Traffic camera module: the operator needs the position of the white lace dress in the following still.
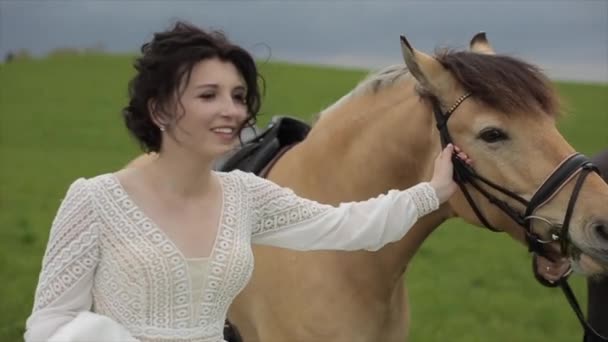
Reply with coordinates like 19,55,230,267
25,170,439,342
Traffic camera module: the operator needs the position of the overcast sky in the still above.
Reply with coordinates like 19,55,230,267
1,0,606,82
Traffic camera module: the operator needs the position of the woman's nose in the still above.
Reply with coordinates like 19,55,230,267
220,97,245,118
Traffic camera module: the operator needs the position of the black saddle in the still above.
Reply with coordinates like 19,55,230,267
216,116,310,176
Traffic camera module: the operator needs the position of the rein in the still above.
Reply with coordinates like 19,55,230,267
432,94,607,341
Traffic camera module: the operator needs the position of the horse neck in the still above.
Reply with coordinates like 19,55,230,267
298,79,453,275
306,80,433,185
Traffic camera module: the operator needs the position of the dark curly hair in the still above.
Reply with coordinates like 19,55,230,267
123,21,262,152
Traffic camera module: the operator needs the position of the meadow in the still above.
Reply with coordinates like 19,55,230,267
0,54,606,341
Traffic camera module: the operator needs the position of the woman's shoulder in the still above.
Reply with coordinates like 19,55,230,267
215,169,253,181
77,172,117,187
54,174,113,218
56,173,126,224
214,169,269,188
62,173,117,198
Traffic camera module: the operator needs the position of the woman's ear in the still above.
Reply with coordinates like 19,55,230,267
148,99,170,130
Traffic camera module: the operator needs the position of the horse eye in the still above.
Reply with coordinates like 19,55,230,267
478,128,508,143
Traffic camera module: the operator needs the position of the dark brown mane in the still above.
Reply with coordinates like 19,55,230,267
434,50,561,117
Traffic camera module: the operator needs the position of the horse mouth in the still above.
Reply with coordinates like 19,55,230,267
534,254,572,283
536,240,608,278
534,251,607,284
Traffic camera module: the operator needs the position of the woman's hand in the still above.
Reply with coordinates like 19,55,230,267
429,143,472,203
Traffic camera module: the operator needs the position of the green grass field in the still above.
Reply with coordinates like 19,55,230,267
1,54,606,341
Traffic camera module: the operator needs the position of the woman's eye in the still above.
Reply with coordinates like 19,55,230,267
233,94,247,104
199,93,215,100
478,128,508,143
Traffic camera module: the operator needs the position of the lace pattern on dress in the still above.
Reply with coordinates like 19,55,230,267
195,173,254,333
237,171,332,236
33,178,101,311
87,174,254,341
94,175,202,338
407,183,440,218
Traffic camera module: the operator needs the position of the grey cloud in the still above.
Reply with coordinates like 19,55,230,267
0,1,606,82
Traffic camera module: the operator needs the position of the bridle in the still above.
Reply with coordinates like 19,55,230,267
432,93,607,341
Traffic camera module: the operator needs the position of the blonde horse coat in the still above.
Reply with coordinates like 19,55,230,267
226,35,608,341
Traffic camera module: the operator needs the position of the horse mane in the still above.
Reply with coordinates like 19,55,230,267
330,49,561,119
314,65,410,122
351,64,410,97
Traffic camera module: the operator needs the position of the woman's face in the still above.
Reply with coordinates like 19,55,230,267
161,57,249,159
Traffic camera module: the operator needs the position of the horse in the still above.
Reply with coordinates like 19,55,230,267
226,34,608,341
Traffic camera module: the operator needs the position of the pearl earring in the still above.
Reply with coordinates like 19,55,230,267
159,126,166,132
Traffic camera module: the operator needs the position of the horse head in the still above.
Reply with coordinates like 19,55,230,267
400,33,608,276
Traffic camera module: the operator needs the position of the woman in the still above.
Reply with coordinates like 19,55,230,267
24,21,470,342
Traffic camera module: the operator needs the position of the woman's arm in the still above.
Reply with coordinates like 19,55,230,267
245,144,461,251
246,173,439,251
24,178,101,342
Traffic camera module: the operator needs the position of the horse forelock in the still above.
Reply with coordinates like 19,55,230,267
433,49,561,118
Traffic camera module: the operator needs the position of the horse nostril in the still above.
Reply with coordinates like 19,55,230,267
593,221,608,242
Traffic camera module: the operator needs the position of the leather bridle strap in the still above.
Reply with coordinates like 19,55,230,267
525,154,595,221
525,155,598,255
561,280,608,341
557,162,607,341
431,94,607,341
432,95,529,232
432,95,599,252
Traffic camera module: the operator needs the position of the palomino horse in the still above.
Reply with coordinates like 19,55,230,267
227,34,608,341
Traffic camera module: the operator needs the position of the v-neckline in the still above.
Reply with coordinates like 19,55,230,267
108,172,226,261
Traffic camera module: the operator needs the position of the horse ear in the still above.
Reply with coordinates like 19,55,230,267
469,32,495,55
400,35,454,100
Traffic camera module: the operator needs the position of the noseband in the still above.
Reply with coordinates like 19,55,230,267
432,94,606,341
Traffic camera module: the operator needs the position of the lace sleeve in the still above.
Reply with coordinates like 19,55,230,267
237,171,439,251
24,178,101,342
